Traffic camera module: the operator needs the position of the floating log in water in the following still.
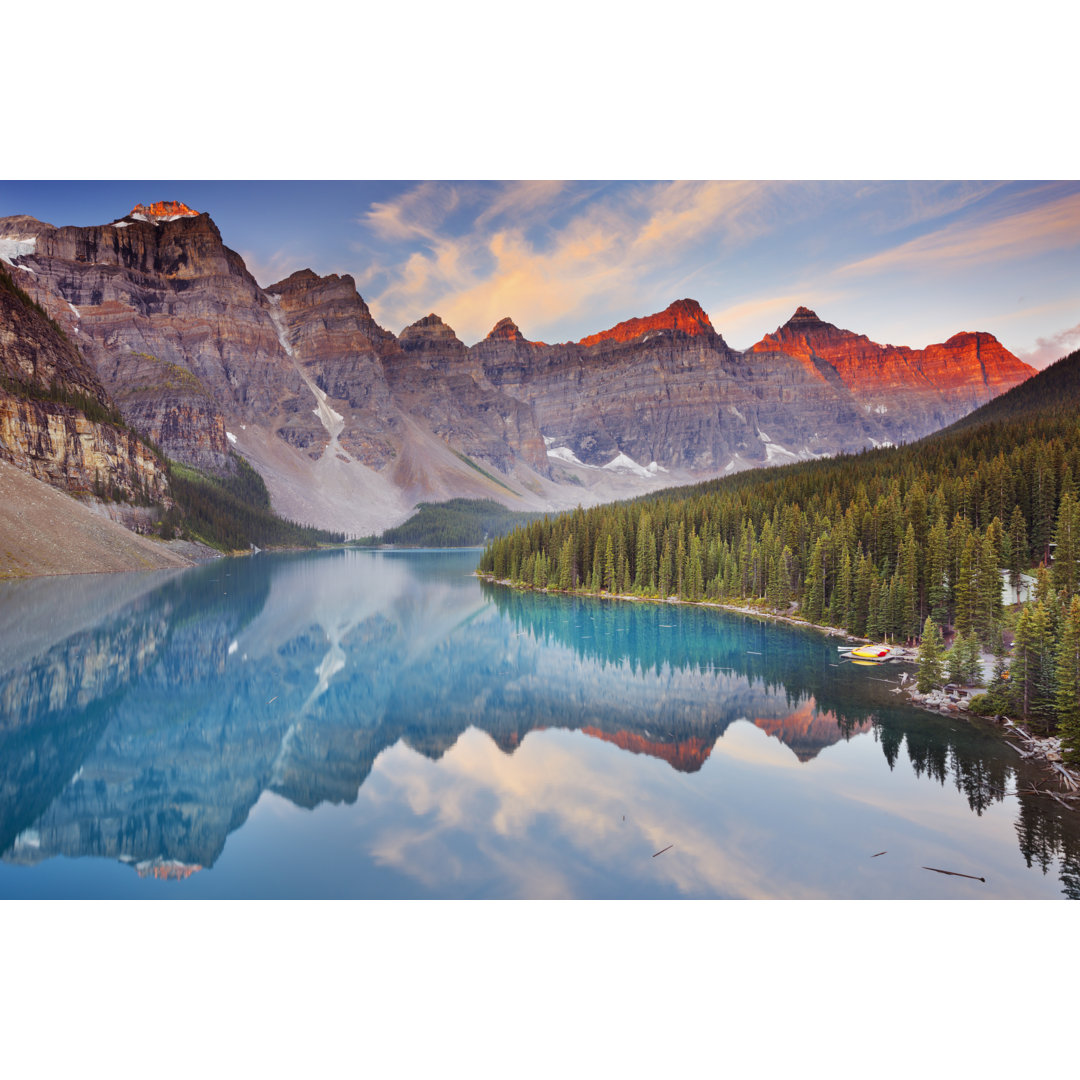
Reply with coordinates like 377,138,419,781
652,844,674,858
922,866,986,883
1050,762,1079,791
1044,790,1077,811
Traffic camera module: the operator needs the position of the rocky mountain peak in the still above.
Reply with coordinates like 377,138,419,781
789,306,823,323
577,298,716,348
266,270,367,309
129,200,198,220
0,215,53,239
486,317,526,343
399,313,463,347
267,268,329,293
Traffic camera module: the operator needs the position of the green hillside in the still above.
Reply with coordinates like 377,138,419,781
357,498,543,548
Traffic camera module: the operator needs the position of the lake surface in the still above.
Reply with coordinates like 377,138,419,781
1,548,1078,899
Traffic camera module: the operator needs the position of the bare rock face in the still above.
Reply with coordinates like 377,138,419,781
266,269,399,465
395,313,549,475
749,307,1036,442
475,299,888,472
0,396,168,501
0,274,169,503
7,211,299,471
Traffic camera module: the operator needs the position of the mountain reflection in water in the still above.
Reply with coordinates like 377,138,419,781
1,549,1078,898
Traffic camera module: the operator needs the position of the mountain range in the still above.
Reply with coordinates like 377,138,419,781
0,201,1037,539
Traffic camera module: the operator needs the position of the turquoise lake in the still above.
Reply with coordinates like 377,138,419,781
1,547,1077,899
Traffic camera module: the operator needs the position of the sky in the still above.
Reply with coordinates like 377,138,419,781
2,179,1078,367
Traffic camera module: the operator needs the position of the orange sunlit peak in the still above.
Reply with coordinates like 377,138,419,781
130,200,199,218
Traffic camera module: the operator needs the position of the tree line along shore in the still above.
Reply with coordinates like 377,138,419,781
479,348,1080,767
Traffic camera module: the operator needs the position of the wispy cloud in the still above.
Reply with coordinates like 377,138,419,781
473,180,569,229
240,247,318,290
709,290,846,347
1021,321,1080,369
360,180,785,342
839,186,1080,277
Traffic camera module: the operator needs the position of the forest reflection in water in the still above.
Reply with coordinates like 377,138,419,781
0,548,1077,898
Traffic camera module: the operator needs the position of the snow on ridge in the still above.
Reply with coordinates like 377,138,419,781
603,452,656,478
542,435,557,447
226,431,238,445
129,213,188,225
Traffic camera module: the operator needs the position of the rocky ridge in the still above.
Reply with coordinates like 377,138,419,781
749,307,1036,443
0,209,1038,537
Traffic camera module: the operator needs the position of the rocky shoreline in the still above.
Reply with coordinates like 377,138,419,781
477,573,1080,806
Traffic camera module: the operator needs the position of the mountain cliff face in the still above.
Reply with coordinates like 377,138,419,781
0,208,1038,535
749,306,1036,442
0,268,169,503
475,299,896,473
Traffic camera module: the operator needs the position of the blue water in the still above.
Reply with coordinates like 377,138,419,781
1,548,1076,898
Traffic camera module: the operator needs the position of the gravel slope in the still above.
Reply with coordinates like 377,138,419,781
0,460,194,578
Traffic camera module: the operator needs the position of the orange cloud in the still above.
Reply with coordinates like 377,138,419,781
364,181,784,342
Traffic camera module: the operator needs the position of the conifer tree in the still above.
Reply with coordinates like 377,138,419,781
927,516,950,627
1008,505,1029,597
983,629,1011,713
803,536,826,623
1052,490,1080,599
917,616,945,693
1055,594,1080,765
947,630,969,686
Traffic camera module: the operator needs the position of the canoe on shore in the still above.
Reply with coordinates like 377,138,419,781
841,644,896,662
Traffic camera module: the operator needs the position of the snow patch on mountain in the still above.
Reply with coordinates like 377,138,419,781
764,441,799,462
547,445,586,467
546,446,668,478
130,213,191,225
0,236,36,270
603,452,666,478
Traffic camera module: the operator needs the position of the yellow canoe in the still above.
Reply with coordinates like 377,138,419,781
850,645,894,662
